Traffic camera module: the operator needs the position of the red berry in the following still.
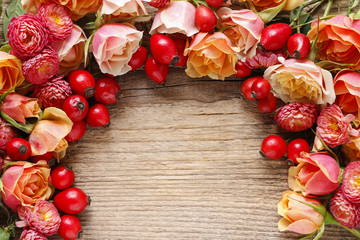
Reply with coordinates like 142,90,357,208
29,152,54,164
235,61,252,78
86,104,110,127
259,23,292,51
257,92,277,114
6,138,32,161
94,77,121,105
51,165,75,190
128,46,148,71
58,215,82,240
206,0,224,7
65,120,87,143
54,187,89,214
145,56,169,84
261,135,286,159
287,33,311,59
287,138,310,164
173,38,188,67
67,70,96,98
195,6,217,32
251,77,271,99
150,34,179,65
63,95,89,122
240,76,263,100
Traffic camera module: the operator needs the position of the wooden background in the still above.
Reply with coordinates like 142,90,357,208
1,0,358,239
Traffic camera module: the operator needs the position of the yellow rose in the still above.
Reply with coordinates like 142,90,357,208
0,51,25,95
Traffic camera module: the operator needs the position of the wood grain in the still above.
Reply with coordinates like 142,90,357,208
1,0,359,239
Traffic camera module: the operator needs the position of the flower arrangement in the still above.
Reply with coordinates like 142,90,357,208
0,0,359,239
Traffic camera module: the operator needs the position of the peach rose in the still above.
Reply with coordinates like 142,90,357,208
92,23,143,76
278,191,324,234
101,0,150,23
149,1,199,37
184,32,239,80
0,51,25,95
54,24,87,75
1,160,53,212
217,7,264,60
263,57,335,104
251,0,305,11
1,93,41,124
288,152,340,196
28,107,73,156
342,135,360,163
307,16,360,70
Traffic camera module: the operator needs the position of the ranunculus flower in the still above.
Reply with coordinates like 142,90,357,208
37,2,73,40
263,57,335,105
288,152,340,196
251,0,305,11
278,190,324,235
7,14,50,60
184,32,238,80
342,135,360,163
1,93,41,123
0,51,25,95
101,0,150,23
330,188,360,229
342,161,360,204
307,16,360,70
316,104,359,148
28,107,73,156
92,23,143,76
54,24,86,75
217,7,264,60
145,0,170,8
1,160,53,212
150,1,199,37
20,228,47,240
24,200,61,236
22,47,59,84
245,49,287,69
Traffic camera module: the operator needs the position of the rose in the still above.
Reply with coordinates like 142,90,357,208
307,16,360,70
217,7,264,60
54,24,87,75
250,0,305,11
0,51,25,95
288,152,340,196
20,228,47,240
1,161,53,212
263,57,335,105
92,23,143,76
29,107,73,156
342,135,360,163
1,93,41,123
149,1,199,37
278,190,324,234
101,0,150,23
184,32,239,80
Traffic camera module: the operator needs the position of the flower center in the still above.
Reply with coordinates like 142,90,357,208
52,14,61,25
329,122,339,131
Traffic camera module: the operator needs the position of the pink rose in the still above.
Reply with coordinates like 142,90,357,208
20,228,47,240
150,1,199,37
1,93,41,124
288,152,340,196
92,23,143,76
263,57,335,105
1,161,53,212
217,7,264,60
54,24,87,75
101,0,150,23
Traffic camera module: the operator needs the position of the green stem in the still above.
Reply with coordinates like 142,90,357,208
323,0,333,17
291,0,325,27
292,15,337,29
343,227,360,238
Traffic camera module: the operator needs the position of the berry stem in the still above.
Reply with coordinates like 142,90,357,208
323,0,333,17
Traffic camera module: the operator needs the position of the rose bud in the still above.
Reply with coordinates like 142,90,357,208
275,102,318,132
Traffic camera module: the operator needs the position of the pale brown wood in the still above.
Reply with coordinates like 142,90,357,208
1,0,359,239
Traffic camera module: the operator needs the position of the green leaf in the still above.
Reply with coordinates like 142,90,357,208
0,228,10,240
0,111,34,134
313,223,325,240
0,45,11,54
315,60,355,70
3,0,25,42
288,195,327,217
84,33,94,68
258,0,287,23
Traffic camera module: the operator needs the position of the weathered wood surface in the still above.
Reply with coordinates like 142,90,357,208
1,0,358,239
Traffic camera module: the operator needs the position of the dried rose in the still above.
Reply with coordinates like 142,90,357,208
37,2,73,40
342,161,360,204
275,102,318,132
245,49,287,69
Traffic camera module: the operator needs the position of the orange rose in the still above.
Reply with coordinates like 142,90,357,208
1,161,53,212
307,16,360,70
0,51,25,95
251,0,304,11
342,135,360,163
184,32,238,80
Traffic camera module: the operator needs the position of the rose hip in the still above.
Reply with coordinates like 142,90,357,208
51,165,75,190
145,56,169,84
261,135,286,159
240,76,263,100
6,138,32,161
251,77,271,99
150,34,179,65
259,23,292,51
94,77,121,105
63,95,89,122
235,61,252,78
287,138,310,164
128,46,148,71
195,6,217,32
86,104,110,127
65,120,87,143
257,92,277,114
54,187,89,214
173,38,188,67
67,70,96,98
206,0,225,7
58,215,82,240
29,152,54,164
287,33,311,59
